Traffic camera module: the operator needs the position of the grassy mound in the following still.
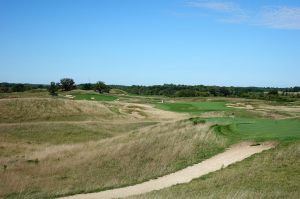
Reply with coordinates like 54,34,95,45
0,98,116,122
109,88,127,95
0,120,227,199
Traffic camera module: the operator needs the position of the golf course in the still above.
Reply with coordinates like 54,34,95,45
0,89,299,199
1,0,300,198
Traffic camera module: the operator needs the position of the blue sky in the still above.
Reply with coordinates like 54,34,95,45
0,0,300,87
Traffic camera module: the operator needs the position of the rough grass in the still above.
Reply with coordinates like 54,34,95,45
0,90,49,99
0,98,117,123
0,121,156,144
0,120,227,199
1,94,299,199
130,142,300,199
0,98,183,123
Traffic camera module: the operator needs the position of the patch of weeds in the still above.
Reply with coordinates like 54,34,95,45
189,117,206,125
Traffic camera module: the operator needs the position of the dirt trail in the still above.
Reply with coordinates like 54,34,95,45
59,142,274,199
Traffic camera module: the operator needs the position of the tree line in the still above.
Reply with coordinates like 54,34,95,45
0,82,47,93
0,78,110,96
110,84,300,102
1,80,300,101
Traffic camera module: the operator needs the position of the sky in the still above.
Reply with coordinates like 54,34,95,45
0,0,300,87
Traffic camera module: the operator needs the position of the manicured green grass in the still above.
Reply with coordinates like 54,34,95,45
213,118,300,142
155,102,232,113
73,93,117,101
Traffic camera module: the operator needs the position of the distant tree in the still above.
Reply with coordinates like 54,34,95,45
12,84,25,92
0,83,10,93
60,78,75,91
175,89,197,97
268,90,279,95
81,83,93,90
209,87,218,96
48,82,59,96
220,87,231,96
95,81,110,93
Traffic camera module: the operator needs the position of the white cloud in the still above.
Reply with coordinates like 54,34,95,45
259,6,300,30
186,1,300,30
186,1,248,24
187,0,241,13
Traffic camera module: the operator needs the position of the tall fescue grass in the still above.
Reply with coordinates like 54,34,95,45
130,142,300,199
0,121,156,144
0,98,183,123
0,90,49,99
0,120,226,199
0,98,116,122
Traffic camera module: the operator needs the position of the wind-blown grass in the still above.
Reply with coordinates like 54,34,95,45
0,121,156,144
2,93,300,199
0,120,227,199
0,98,116,123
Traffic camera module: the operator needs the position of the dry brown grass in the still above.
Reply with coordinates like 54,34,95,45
0,121,156,144
3,95,298,199
0,98,186,124
0,120,226,199
0,98,117,122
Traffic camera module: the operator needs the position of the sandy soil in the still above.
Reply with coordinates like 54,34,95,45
59,142,274,199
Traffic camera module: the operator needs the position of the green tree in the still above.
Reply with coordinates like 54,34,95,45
95,81,109,93
48,82,59,96
268,90,279,95
60,78,75,91
81,83,93,90
12,84,25,92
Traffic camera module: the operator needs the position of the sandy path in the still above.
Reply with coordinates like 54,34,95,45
59,142,274,199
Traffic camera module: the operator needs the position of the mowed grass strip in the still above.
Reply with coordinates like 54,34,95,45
130,142,300,199
155,102,232,114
